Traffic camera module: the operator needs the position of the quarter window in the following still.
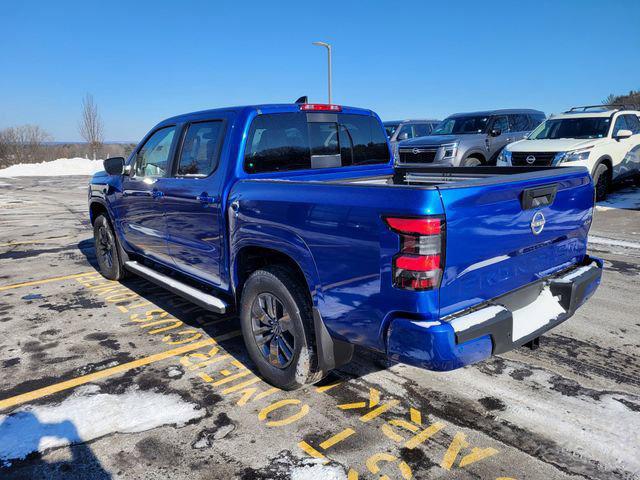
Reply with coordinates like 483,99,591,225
135,126,176,178
176,121,224,176
508,114,530,132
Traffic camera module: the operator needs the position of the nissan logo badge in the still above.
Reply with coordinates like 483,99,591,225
531,211,545,235
412,148,420,155
526,155,536,165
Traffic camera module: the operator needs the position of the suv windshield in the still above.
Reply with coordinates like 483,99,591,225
383,122,399,137
529,117,611,140
432,116,489,135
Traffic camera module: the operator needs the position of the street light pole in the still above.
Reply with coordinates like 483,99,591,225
312,41,332,104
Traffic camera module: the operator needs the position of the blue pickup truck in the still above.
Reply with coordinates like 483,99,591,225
88,102,603,389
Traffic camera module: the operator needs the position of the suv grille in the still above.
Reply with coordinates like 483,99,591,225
399,148,437,164
511,152,558,166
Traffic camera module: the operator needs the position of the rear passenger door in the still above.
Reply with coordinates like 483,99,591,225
160,118,229,287
486,115,511,161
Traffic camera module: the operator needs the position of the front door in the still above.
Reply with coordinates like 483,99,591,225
161,119,228,287
118,125,177,266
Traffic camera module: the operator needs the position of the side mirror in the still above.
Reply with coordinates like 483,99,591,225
490,128,502,137
397,132,409,141
614,129,632,140
103,157,125,176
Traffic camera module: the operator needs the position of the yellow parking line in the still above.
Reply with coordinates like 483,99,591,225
0,271,97,292
0,330,241,410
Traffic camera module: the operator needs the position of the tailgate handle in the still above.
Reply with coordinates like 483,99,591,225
521,184,558,210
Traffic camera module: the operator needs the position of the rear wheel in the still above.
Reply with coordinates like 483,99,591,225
593,163,610,202
462,156,482,167
239,265,323,390
93,215,127,280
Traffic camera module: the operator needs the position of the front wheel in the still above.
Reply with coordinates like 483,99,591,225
461,156,482,167
239,266,324,390
93,215,127,280
592,163,610,202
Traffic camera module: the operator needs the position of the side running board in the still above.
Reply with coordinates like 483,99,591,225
124,261,227,314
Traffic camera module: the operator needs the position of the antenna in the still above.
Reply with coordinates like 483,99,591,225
295,96,308,104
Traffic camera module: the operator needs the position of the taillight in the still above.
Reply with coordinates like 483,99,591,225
299,103,342,112
385,216,444,291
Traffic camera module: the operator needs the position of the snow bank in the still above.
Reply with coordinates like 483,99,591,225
0,384,205,465
0,157,105,177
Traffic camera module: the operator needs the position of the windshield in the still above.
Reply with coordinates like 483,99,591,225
529,117,611,140
432,116,489,135
383,122,399,137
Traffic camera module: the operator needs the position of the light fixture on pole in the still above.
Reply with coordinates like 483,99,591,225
312,41,332,104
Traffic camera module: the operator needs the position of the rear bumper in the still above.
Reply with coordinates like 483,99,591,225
386,255,603,371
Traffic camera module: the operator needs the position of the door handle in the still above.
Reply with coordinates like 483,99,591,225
151,189,164,199
196,193,217,204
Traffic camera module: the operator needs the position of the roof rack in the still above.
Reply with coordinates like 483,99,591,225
565,104,638,113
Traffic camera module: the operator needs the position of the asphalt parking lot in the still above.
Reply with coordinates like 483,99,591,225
1,176,639,480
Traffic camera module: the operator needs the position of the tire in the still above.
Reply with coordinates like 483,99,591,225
592,163,610,202
462,156,482,167
93,214,127,281
239,265,324,390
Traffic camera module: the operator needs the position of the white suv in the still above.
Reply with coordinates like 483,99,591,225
497,105,640,200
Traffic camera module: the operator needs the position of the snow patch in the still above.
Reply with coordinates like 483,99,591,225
596,186,640,211
291,461,347,480
589,235,640,250
449,305,506,333
511,287,565,341
0,384,205,465
0,158,105,177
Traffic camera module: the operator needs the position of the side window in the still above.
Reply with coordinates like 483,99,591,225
509,114,529,132
135,126,176,178
244,113,310,173
612,116,628,136
413,123,431,137
176,121,224,177
492,116,509,133
622,114,640,134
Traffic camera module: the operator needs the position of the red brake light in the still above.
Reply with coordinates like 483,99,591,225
299,103,342,112
384,217,441,235
385,216,445,291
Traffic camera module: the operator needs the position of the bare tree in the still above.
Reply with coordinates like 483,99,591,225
78,93,104,159
0,124,51,168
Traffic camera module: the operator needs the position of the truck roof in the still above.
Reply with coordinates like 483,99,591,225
159,103,377,126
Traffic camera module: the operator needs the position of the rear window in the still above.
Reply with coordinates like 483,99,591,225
244,112,389,174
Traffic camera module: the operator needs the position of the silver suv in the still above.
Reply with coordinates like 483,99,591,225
396,109,545,167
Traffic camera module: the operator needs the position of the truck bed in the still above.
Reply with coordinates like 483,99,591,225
332,166,587,188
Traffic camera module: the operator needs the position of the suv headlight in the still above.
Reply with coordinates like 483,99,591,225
560,147,592,163
497,149,512,166
441,142,458,159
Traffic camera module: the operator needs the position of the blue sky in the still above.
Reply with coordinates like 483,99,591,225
1,0,639,141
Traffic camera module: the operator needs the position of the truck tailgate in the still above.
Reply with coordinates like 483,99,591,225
437,169,594,317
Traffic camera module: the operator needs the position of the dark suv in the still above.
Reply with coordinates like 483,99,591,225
396,109,545,167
